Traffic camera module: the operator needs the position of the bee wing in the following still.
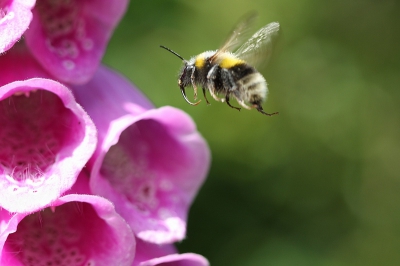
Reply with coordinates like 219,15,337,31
234,22,280,68
209,13,257,63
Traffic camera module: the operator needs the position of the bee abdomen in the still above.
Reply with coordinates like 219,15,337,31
239,73,268,104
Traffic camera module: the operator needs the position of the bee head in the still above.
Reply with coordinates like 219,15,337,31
178,64,194,88
160,45,201,106
160,45,192,87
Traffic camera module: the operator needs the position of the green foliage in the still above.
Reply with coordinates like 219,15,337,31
104,0,400,265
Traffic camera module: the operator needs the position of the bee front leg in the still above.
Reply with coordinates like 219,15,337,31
180,85,201,106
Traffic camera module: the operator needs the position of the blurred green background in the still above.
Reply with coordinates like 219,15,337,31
104,0,400,265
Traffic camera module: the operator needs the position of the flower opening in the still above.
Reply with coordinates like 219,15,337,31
1,194,135,265
0,78,97,213
101,119,189,212
0,90,83,183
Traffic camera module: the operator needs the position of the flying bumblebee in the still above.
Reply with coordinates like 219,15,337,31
160,14,280,116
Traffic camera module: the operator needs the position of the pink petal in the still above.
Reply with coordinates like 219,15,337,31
71,66,211,244
71,65,153,136
138,253,210,266
0,41,51,87
0,0,35,53
0,187,135,265
24,0,128,84
0,78,97,213
134,239,209,266
133,238,176,264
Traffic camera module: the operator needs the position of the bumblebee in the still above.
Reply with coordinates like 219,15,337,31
160,14,280,116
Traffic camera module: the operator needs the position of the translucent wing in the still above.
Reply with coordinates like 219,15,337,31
209,13,257,63
235,22,280,68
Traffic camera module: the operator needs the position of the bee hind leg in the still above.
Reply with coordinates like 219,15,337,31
254,103,279,116
235,98,252,110
225,96,241,112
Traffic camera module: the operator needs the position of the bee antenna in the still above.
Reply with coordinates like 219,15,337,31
160,45,186,62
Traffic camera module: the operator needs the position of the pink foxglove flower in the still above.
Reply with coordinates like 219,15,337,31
0,0,35,53
0,78,97,213
24,0,128,84
0,41,51,86
134,239,209,266
0,172,136,266
71,66,211,244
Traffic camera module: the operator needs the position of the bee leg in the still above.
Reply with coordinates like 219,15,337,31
254,104,279,116
233,93,252,110
209,88,223,102
225,96,241,111
207,65,223,102
221,68,239,104
206,65,218,80
202,87,210,105
236,100,252,110
180,86,201,106
221,68,236,92
190,68,198,100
